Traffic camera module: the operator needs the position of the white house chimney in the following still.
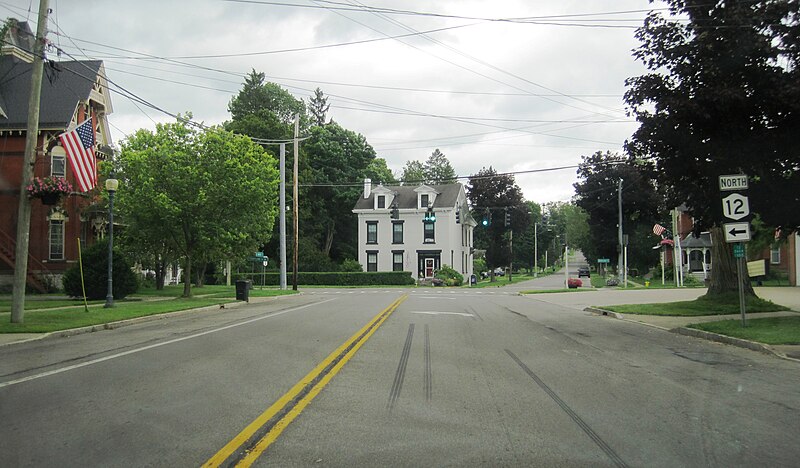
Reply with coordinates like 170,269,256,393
363,178,372,199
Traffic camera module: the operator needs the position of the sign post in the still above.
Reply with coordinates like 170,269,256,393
719,174,750,327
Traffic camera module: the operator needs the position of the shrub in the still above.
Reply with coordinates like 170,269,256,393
435,265,463,286
340,258,362,272
62,239,139,300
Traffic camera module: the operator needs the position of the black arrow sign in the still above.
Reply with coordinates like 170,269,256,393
728,227,747,236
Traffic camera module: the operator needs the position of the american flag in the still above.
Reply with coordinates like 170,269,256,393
59,119,97,192
653,224,667,236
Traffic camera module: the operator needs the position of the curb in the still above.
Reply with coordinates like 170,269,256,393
672,327,800,362
584,307,800,363
584,306,624,319
0,294,294,348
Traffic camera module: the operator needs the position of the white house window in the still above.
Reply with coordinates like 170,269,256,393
392,221,403,244
423,221,435,244
420,194,429,208
393,252,403,271
771,248,781,264
367,251,378,272
367,221,378,244
377,195,386,209
49,219,65,260
51,146,66,177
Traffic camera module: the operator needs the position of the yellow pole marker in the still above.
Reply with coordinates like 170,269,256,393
203,294,407,468
77,237,89,313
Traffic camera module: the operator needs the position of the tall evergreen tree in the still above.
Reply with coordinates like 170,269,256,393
308,87,330,127
424,149,457,184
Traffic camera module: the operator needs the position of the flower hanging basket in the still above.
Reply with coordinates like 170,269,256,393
40,192,61,205
26,176,73,204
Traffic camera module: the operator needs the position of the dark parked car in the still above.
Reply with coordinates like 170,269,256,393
578,267,590,278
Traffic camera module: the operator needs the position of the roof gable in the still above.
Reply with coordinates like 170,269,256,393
0,57,104,130
353,183,463,211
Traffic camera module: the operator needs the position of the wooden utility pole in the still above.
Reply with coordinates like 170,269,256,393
292,115,299,291
11,0,50,323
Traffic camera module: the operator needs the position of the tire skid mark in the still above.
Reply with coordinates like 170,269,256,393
387,323,415,411
424,324,432,403
506,349,629,468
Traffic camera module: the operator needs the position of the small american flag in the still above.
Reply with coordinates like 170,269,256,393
59,119,97,192
653,224,667,236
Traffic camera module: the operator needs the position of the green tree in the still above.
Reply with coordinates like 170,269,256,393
63,239,138,300
401,160,426,184
467,167,529,275
424,149,457,184
625,0,800,295
116,119,279,297
307,87,330,127
303,122,380,261
573,151,660,273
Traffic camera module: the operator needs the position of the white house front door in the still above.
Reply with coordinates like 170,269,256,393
425,258,435,278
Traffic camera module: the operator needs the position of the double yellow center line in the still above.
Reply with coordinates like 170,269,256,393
203,294,408,467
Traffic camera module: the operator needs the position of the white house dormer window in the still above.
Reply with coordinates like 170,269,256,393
377,195,386,209
420,194,429,209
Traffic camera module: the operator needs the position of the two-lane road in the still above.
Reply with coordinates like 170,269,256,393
1,288,798,467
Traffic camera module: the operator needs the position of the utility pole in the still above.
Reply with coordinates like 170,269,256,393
533,222,538,277
279,143,287,290
508,229,513,282
11,0,50,323
617,178,624,286
292,115,299,291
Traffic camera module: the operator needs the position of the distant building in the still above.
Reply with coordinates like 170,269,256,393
352,179,475,279
0,20,114,290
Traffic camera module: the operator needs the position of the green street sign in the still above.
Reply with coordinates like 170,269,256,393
255,252,264,258
733,243,745,258
597,258,610,263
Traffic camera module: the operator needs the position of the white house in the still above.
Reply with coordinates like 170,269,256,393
352,179,476,279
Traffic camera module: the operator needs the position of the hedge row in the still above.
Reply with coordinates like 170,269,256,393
237,271,416,286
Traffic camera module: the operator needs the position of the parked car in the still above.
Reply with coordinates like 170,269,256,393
577,267,590,278
493,267,505,277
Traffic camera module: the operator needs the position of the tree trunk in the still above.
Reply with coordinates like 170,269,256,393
323,223,335,257
706,226,755,297
195,262,207,288
182,255,192,297
155,258,166,290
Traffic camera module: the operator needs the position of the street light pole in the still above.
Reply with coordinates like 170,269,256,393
104,176,119,308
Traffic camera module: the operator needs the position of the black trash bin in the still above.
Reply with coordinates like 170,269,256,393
235,280,250,302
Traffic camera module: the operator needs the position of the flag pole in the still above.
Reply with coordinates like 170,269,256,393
77,237,89,313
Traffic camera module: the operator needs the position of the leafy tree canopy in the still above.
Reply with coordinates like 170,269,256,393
573,151,660,272
467,167,529,270
625,0,800,233
401,149,457,184
116,118,279,296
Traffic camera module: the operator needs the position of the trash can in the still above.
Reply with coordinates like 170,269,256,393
235,280,250,302
470,274,477,286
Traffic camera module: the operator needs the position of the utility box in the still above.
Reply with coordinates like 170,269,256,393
235,280,251,302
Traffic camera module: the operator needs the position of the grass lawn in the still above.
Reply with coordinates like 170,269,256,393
0,298,107,312
602,293,787,316
0,297,231,333
470,274,536,288
689,316,800,345
0,288,298,333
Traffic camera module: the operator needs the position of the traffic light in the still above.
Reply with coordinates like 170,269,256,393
504,208,511,227
390,204,399,220
424,207,436,222
481,210,491,227
455,209,460,224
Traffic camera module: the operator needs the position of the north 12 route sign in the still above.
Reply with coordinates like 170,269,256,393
719,174,751,244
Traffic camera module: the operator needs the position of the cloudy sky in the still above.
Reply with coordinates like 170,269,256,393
7,0,669,203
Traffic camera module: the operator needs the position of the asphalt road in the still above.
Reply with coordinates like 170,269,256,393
1,286,798,467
